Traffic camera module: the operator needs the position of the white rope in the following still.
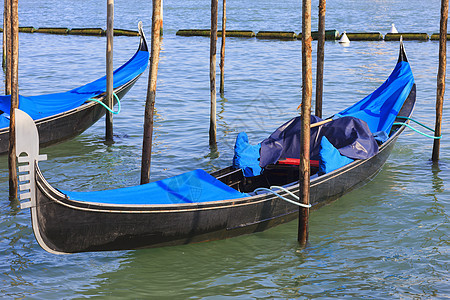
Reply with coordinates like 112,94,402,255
254,186,312,208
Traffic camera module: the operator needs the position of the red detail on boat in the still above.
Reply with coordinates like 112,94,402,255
277,158,320,168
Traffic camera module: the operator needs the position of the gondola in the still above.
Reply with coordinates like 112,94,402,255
15,41,415,254
0,23,149,154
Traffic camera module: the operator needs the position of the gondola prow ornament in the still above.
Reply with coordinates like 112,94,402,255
15,108,59,254
15,108,47,210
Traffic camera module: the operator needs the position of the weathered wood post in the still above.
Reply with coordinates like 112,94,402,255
209,0,218,146
141,0,162,184
219,0,226,94
298,0,312,246
8,0,19,200
2,0,8,68
432,0,448,162
2,2,4,68
315,0,326,118
105,0,114,142
160,0,163,35
4,0,11,94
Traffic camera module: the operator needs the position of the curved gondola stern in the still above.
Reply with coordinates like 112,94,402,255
137,21,149,52
15,108,67,255
398,36,408,63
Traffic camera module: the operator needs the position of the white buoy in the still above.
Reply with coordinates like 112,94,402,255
389,23,398,34
339,31,350,44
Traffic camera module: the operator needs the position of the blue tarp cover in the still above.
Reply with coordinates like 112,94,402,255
259,115,322,167
62,169,249,205
0,49,149,128
336,60,414,134
240,57,414,172
259,116,379,167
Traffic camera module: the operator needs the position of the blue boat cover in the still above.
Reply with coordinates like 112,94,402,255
0,49,149,128
62,169,249,205
259,115,379,167
336,60,414,134
237,58,414,173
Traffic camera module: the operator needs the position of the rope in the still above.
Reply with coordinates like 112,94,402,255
393,116,441,139
396,116,436,132
87,92,121,115
254,186,312,208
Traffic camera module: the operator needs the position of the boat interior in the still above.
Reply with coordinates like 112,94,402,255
212,163,317,194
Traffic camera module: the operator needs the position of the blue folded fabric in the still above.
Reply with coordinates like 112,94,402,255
319,136,354,175
233,132,262,177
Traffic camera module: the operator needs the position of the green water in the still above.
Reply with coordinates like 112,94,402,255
0,0,448,298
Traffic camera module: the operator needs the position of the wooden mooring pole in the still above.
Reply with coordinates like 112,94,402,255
8,0,19,200
298,0,312,246
219,0,226,95
2,0,8,68
105,0,114,142
4,0,11,94
432,0,448,162
315,0,326,118
160,0,163,35
141,0,161,184
209,0,218,146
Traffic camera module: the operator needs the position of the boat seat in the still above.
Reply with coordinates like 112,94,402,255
277,158,320,168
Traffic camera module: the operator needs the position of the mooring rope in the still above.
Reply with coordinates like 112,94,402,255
87,92,121,115
254,186,312,208
393,116,441,139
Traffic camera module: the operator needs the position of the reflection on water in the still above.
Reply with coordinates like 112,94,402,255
431,161,445,193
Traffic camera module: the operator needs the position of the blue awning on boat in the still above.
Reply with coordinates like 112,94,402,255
62,169,249,205
0,49,149,128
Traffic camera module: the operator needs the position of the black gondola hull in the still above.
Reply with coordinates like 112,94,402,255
24,45,416,254
33,116,406,253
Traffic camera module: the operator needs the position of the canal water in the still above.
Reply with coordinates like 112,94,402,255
0,0,448,298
